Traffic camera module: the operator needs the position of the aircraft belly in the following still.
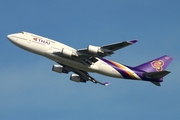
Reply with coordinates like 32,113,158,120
96,61,123,78
50,55,123,78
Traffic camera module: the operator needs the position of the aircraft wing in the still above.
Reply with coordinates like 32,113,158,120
74,70,110,86
77,40,137,58
59,64,110,86
101,40,137,51
53,40,137,66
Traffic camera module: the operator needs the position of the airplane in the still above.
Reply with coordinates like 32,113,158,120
7,31,173,86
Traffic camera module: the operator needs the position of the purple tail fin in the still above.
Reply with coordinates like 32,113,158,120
135,55,173,72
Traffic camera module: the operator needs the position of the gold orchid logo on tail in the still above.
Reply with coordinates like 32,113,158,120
151,60,164,71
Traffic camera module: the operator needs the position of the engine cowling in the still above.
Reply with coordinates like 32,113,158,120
61,48,74,57
87,45,103,54
52,64,68,73
70,74,81,82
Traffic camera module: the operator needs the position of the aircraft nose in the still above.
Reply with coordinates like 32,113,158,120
7,34,12,41
7,34,18,44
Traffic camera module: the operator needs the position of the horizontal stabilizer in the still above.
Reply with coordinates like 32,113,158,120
151,81,161,86
143,70,171,79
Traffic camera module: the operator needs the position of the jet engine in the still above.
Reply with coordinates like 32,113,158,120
70,74,86,83
52,64,68,73
87,45,103,54
61,48,74,57
70,74,81,82
60,48,78,57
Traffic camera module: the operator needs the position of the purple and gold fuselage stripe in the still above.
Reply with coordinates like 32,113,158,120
101,58,138,79
110,61,138,79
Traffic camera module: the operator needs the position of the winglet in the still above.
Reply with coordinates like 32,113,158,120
129,40,138,44
104,82,110,86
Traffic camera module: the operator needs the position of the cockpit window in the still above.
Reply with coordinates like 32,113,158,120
21,31,24,34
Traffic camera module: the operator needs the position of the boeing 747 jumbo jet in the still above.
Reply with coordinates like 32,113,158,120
7,32,173,86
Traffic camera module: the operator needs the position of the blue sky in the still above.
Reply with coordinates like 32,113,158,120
1,0,180,120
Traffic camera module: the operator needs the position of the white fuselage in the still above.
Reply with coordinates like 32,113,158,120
7,32,126,78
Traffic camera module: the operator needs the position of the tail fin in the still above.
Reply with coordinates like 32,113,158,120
135,55,173,72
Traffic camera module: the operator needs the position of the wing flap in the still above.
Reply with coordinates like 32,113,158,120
88,76,110,86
